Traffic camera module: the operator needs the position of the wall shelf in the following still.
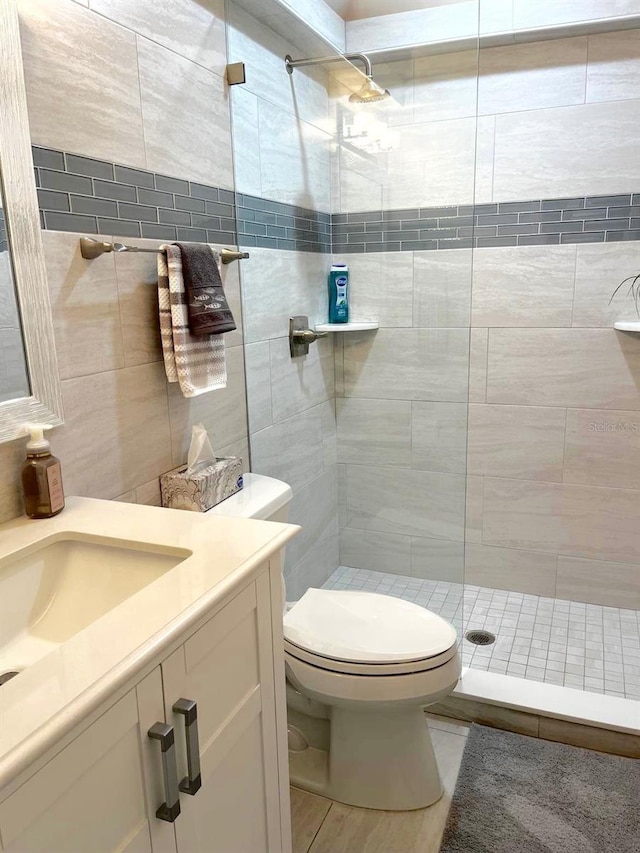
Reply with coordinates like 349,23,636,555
614,321,640,332
315,322,379,333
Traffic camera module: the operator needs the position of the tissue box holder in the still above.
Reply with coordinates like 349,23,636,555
160,457,243,512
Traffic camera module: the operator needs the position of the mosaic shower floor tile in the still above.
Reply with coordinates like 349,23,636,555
323,566,640,701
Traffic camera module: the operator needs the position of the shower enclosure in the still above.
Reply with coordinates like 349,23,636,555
226,0,640,721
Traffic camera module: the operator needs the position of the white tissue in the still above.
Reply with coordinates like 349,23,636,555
185,423,216,476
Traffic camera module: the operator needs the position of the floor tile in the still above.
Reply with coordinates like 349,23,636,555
290,787,332,853
306,730,466,853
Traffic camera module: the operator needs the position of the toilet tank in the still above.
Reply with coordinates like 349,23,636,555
206,473,292,523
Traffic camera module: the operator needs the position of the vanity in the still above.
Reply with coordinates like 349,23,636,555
0,498,299,853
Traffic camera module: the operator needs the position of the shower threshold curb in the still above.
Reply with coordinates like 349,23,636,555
454,668,639,733
431,668,640,757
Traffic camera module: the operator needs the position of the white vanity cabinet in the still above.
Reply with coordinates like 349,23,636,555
0,565,291,853
160,574,283,853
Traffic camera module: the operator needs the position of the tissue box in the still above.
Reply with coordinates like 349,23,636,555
160,457,243,512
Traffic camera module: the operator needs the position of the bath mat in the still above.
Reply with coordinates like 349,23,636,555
439,724,640,853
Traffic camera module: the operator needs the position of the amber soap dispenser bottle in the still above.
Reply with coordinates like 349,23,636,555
21,424,65,519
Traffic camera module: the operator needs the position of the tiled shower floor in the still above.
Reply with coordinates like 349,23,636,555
323,566,640,701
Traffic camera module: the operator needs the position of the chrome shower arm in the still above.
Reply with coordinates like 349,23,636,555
285,52,373,78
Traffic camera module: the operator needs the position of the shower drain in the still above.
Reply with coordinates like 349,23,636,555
465,630,496,646
0,671,21,687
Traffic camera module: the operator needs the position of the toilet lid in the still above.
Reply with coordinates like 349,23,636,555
283,589,457,664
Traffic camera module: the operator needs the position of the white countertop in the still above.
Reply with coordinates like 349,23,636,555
0,497,299,790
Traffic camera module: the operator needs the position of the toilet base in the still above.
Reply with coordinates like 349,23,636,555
289,707,443,811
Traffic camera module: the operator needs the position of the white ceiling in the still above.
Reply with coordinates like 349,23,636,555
325,0,464,21
324,0,351,16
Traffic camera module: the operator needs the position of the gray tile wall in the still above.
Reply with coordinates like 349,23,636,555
1,0,249,527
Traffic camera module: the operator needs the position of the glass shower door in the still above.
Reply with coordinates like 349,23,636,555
327,47,480,647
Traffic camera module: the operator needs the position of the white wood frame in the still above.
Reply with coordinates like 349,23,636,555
0,0,63,442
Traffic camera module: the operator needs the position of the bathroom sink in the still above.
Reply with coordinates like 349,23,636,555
0,534,189,678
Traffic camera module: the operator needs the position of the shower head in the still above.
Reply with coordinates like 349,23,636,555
349,76,391,104
285,52,391,104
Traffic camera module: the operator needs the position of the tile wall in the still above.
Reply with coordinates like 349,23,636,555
335,31,640,213
242,250,338,598
334,30,640,608
231,0,345,55
346,0,640,53
333,47,474,588
467,31,640,606
1,0,339,599
2,0,639,615
227,3,333,211
0,0,249,524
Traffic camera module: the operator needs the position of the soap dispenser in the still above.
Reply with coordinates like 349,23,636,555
21,424,65,519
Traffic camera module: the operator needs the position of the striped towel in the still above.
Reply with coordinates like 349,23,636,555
158,244,227,397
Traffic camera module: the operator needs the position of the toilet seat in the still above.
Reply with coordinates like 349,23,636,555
285,638,458,676
283,589,458,676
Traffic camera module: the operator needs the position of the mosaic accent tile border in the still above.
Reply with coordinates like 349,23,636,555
32,147,639,256
32,146,330,253
237,193,330,254
332,194,640,254
33,146,238,246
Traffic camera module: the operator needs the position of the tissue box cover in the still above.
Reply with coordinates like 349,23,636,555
160,457,243,512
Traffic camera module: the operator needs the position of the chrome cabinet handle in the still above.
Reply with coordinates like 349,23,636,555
173,698,202,795
148,722,181,822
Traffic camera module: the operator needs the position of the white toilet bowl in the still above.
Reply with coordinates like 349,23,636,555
284,588,460,810
209,474,461,811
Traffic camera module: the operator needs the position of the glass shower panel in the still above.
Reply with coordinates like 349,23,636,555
225,0,381,599
328,46,480,645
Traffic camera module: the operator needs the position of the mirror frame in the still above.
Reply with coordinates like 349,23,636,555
0,0,63,442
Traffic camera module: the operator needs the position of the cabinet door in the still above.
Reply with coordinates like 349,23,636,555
0,685,162,853
162,574,285,853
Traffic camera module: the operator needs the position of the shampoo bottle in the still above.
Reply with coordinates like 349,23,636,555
21,424,65,519
328,263,349,324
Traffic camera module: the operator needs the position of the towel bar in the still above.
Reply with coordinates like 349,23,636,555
79,237,250,265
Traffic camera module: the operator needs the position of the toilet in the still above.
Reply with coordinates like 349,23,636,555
209,473,461,811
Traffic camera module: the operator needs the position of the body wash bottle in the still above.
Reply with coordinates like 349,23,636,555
21,424,65,519
328,263,349,323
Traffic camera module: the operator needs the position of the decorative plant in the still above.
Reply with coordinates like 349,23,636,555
610,271,640,317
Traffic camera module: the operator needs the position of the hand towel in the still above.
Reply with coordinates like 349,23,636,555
157,244,227,397
174,242,237,337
